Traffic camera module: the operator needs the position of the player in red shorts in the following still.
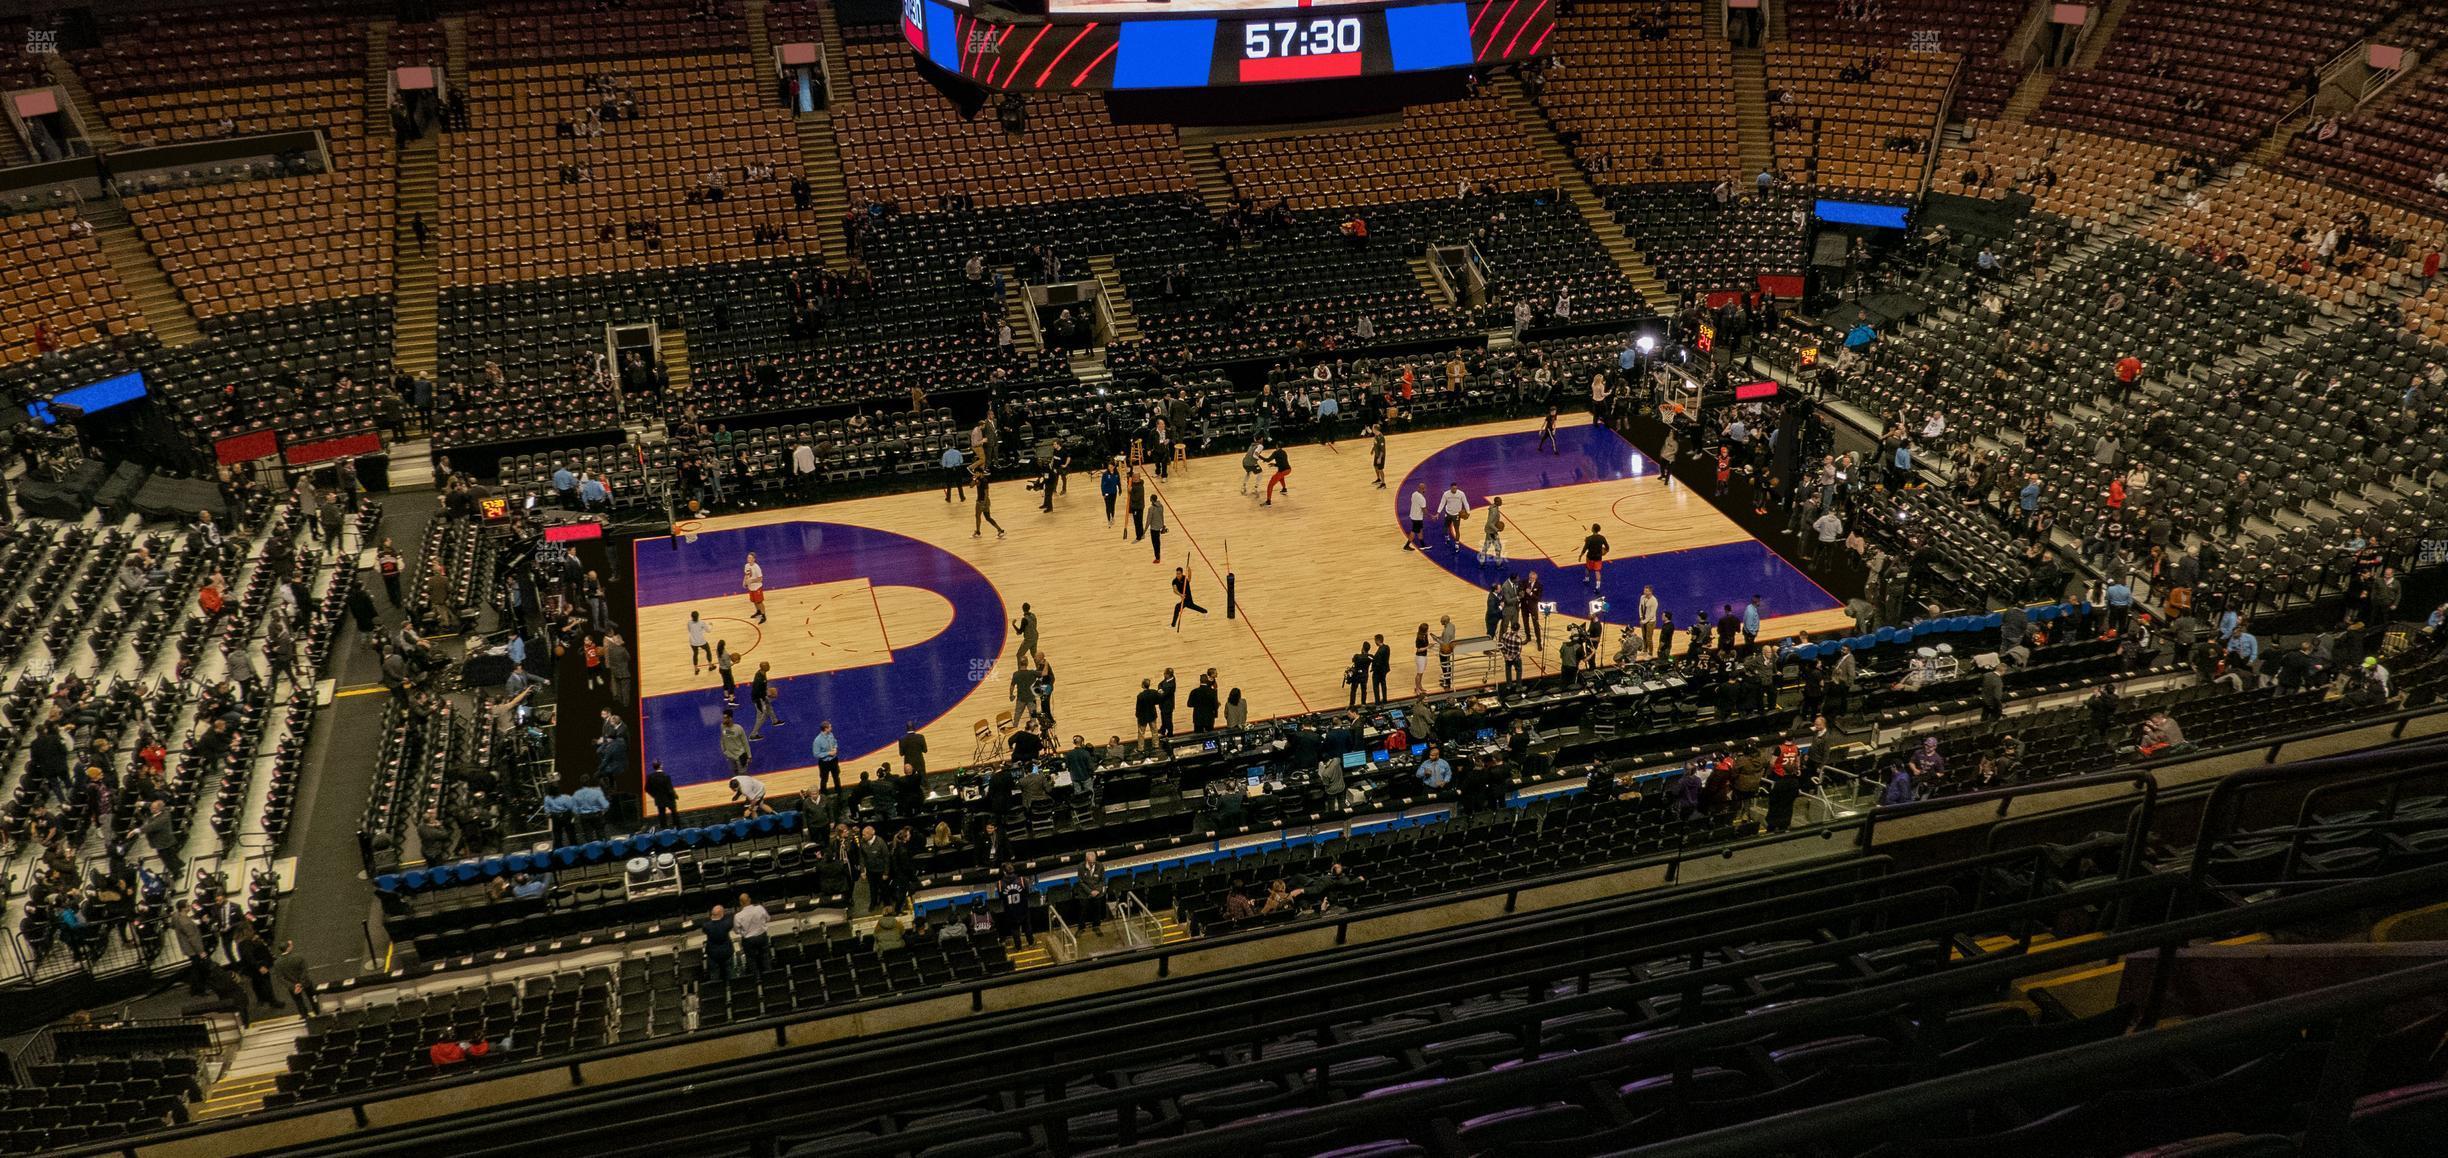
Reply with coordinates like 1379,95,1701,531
1581,523,1608,593
742,551,767,623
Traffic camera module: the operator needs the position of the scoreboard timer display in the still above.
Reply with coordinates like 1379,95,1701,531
903,0,1552,92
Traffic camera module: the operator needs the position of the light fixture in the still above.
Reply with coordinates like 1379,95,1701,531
1634,335,1658,354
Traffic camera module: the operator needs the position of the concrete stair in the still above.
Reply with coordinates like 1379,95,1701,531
444,16,469,81
43,55,118,150
1408,254,1452,305
1010,911,1195,968
1733,48,1775,179
389,438,437,489
2245,111,2312,168
192,1013,310,1122
1154,912,1191,943
2070,0,2131,71
378,18,444,386
659,327,694,399
365,20,392,123
746,0,777,105
1489,76,1668,305
818,1,854,101
1087,255,1143,344
1179,137,1234,215
192,1071,281,1122
96,222,203,346
792,115,853,265
2000,66,2055,123
1071,352,1113,387
392,137,441,381
0,114,29,167
997,267,1040,353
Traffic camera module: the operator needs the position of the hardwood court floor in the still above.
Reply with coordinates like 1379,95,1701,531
632,414,1853,809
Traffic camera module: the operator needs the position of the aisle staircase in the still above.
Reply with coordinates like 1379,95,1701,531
444,17,468,84
1488,77,1668,306
1087,255,1143,346
391,139,441,382
997,267,1040,353
190,1015,308,1123
2000,67,2055,123
792,117,852,266
365,20,392,125
1180,138,1235,215
1006,910,1194,970
0,116,29,167
789,2,854,266
2070,0,2132,71
42,54,118,150
1765,0,1787,44
818,1,854,101
746,0,776,104
374,18,443,385
1408,254,1452,306
2245,114,2313,168
658,327,694,399
96,220,204,346
1733,48,1775,179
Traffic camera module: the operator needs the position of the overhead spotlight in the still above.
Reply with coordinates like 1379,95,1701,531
1635,335,1658,354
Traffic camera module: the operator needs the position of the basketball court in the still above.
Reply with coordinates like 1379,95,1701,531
629,415,1853,809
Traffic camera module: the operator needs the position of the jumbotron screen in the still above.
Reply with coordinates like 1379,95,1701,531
902,0,1551,92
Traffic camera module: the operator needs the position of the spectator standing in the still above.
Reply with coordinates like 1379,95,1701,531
734,894,772,975
645,762,680,829
811,722,842,790
271,939,316,1018
719,711,752,776
701,904,735,980
170,901,210,996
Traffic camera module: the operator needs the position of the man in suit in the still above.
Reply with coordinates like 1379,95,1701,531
1133,680,1162,752
1157,668,1179,737
1189,671,1220,732
899,722,928,776
644,762,680,829
1370,635,1392,703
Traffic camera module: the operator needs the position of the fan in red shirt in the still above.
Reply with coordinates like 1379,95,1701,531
2113,354,2144,404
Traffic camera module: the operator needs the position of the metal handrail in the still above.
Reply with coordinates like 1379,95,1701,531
59,817,1902,1156
285,862,2099,1158
1043,905,1077,965
62,709,2448,1154
1919,53,1962,198
2187,731,2448,888
1119,890,1160,950
1036,860,2448,1158
1617,956,2448,1158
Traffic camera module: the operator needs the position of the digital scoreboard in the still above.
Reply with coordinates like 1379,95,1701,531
902,0,1551,93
